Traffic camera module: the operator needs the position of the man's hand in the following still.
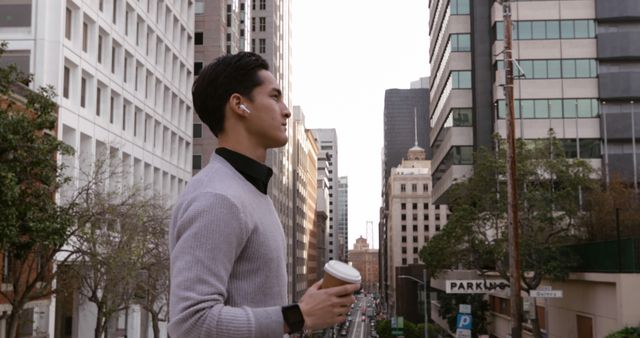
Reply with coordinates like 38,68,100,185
297,279,360,331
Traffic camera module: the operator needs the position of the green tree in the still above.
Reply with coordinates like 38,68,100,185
0,42,76,338
421,132,594,338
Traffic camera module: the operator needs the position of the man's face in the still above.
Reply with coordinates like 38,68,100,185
244,70,291,148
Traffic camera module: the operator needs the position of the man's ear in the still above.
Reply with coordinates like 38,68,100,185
229,93,249,116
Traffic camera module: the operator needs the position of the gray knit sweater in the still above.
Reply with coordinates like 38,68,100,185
169,154,287,338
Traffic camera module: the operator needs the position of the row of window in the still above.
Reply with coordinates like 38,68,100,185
251,17,267,32
63,59,191,132
496,59,598,79
62,68,191,162
401,202,442,210
496,98,600,119
401,235,431,244
523,138,602,159
196,0,265,15
59,126,189,204
495,19,597,41
251,38,268,54
400,213,443,221
399,183,429,193
401,224,442,233
66,6,193,95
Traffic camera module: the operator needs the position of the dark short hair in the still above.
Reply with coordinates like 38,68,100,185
192,52,269,136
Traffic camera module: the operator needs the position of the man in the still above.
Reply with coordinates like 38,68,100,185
169,52,359,337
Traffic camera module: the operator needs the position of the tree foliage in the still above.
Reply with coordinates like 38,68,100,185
437,293,490,336
0,41,76,338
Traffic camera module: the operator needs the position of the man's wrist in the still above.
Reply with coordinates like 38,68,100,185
281,303,305,333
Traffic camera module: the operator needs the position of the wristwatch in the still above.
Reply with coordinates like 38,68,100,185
282,304,305,333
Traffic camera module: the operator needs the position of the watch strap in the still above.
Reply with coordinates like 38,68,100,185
282,303,305,333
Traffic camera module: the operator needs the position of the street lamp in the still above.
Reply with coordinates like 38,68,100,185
397,269,429,338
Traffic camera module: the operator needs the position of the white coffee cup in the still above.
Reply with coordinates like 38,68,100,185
321,260,361,289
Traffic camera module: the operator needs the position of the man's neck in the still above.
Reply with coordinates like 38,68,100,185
216,139,267,163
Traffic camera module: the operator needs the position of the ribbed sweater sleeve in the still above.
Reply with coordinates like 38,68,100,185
168,192,284,338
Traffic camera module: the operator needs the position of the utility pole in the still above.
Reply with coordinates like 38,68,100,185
502,0,523,337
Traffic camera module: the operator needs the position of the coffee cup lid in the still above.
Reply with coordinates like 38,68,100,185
324,260,361,284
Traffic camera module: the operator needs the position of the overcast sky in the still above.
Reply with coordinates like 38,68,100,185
292,1,430,250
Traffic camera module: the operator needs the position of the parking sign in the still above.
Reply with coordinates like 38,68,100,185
456,314,472,330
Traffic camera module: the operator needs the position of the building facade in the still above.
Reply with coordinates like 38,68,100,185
428,0,640,202
311,129,341,261
191,0,251,172
0,0,194,336
291,107,318,301
349,237,379,293
336,176,349,260
385,146,448,317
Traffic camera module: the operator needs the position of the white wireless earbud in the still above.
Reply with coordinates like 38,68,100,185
239,104,251,113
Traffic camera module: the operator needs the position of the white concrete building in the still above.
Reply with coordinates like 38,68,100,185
0,0,193,336
386,145,448,316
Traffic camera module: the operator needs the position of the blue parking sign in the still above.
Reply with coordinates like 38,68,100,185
456,314,472,330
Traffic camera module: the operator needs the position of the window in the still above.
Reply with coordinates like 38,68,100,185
193,154,202,170
97,35,103,63
401,236,407,243
423,214,428,221
413,236,418,243
411,184,417,192
259,17,266,31
401,214,406,221
412,214,418,221
0,2,32,27
110,96,114,123
412,203,417,210
412,225,418,232
450,0,469,15
195,32,203,45
401,203,406,210
400,184,406,192
193,123,203,138
402,247,407,254
401,225,406,232
424,225,429,232
122,103,128,130
65,7,72,40
251,38,255,52
451,71,472,89
82,22,88,52
259,39,266,53
423,183,428,192
63,66,70,99
194,61,203,75
259,0,266,10
402,258,407,265
451,33,471,52
96,87,101,116
423,203,428,209
195,0,204,14
80,77,86,107
435,214,441,221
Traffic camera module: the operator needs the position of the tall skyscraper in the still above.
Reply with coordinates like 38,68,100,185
428,0,639,202
383,87,430,181
0,0,193,335
337,176,349,260
311,129,341,261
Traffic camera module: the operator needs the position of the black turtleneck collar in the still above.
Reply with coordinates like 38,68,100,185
215,147,273,194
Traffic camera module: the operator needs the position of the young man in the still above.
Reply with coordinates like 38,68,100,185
169,52,359,337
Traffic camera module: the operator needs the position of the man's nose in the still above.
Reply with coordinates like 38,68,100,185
283,105,292,118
